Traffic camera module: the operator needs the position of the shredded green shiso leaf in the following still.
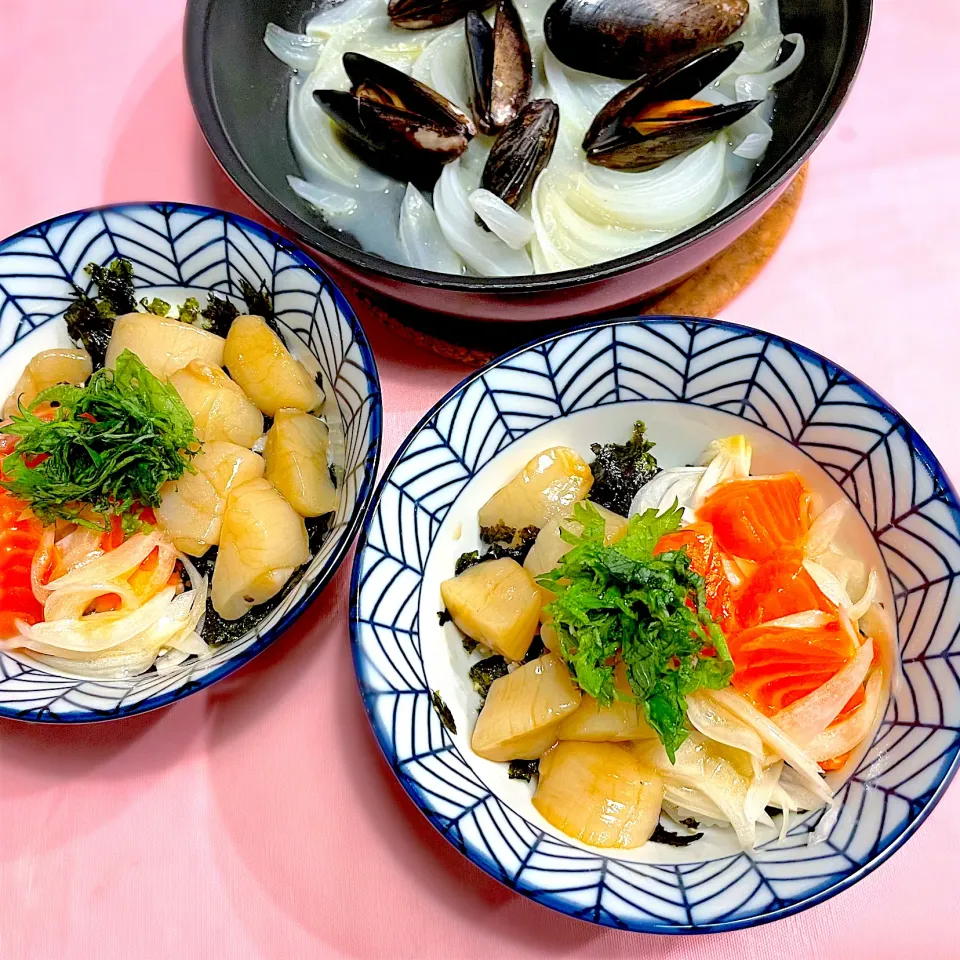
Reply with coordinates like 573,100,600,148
0,349,199,529
538,501,733,762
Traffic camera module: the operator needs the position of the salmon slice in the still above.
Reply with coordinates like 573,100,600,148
728,619,857,714
655,521,736,632
697,473,812,562
0,489,44,638
735,549,834,628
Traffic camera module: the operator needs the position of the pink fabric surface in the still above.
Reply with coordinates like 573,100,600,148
1,1,959,957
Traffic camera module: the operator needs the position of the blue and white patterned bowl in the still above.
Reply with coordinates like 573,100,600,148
350,316,960,933
0,202,381,722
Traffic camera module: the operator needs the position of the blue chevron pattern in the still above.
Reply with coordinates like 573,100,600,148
350,317,960,933
0,203,381,721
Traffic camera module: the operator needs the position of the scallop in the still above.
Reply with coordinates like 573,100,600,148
471,653,581,761
3,348,92,417
155,470,222,557
440,557,541,661
104,313,225,380
168,360,263,448
533,742,664,848
478,446,592,531
223,315,323,417
263,409,337,517
557,664,657,742
155,442,264,556
212,477,310,620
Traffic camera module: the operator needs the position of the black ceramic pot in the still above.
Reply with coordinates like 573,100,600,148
184,0,870,322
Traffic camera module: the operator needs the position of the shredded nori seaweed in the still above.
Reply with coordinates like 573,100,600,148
649,823,703,847
453,526,541,577
461,635,480,654
469,655,509,705
431,691,457,734
522,634,546,663
64,259,138,367
508,759,539,782
193,512,332,646
199,293,241,336
587,419,659,517
438,609,453,626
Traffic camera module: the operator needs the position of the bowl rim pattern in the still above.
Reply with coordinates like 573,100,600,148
0,200,383,723
183,0,873,295
349,314,960,933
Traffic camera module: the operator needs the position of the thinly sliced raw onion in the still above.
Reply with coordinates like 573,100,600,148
686,690,766,776
694,434,752,502
847,569,879,622
264,23,325,71
31,524,57,603
764,609,835,629
306,0,385,35
805,499,849,557
663,786,729,823
9,587,178,656
628,467,705,522
469,189,536,250
399,183,464,273
745,761,783,825
706,688,833,803
771,637,874,746
807,669,883,763
809,800,840,846
46,533,161,591
53,527,103,579
635,733,759,849
129,543,177,603
777,765,829,813
44,582,140,621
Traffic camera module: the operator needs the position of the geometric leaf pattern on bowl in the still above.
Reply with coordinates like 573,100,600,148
0,202,381,721
350,317,959,932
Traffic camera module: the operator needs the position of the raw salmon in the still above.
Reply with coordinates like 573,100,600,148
735,549,833,628
698,473,812,562
0,489,44,638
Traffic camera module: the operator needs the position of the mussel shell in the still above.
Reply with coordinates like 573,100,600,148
585,99,762,171
584,42,744,152
342,51,477,137
544,0,749,80
465,10,495,134
490,0,533,129
481,99,560,209
388,0,488,29
313,90,470,181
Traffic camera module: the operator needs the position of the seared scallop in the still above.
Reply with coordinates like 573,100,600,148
223,315,323,416
212,477,309,620
3,348,92,417
168,360,263,448
105,313,225,379
263,409,337,517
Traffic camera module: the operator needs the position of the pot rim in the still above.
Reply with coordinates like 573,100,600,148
183,0,872,295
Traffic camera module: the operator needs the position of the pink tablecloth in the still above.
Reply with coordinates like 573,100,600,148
1,1,959,957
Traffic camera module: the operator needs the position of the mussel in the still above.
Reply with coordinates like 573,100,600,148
481,99,560,210
544,0,749,80
466,0,533,134
582,43,761,172
313,53,476,180
388,0,487,29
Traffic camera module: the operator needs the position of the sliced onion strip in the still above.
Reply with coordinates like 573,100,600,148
771,637,874,746
807,669,883,763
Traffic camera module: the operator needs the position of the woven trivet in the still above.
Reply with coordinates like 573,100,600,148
357,163,808,367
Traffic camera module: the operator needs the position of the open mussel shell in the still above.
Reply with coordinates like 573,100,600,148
465,0,533,134
388,0,488,29
544,0,749,80
584,42,743,149
586,100,761,171
466,11,495,133
481,99,560,209
342,52,477,137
